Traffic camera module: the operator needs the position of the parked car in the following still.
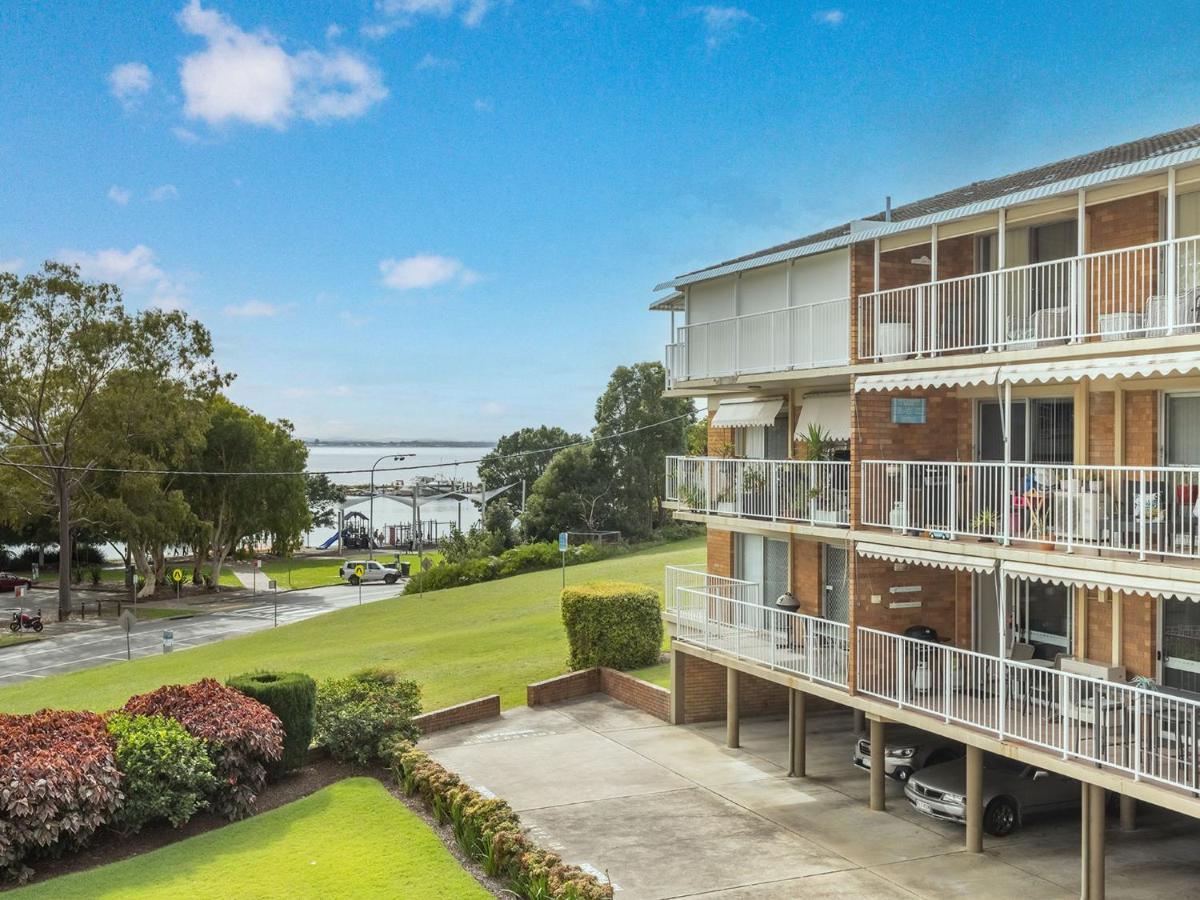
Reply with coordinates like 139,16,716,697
852,725,963,782
0,572,32,593
338,560,399,585
904,755,1078,836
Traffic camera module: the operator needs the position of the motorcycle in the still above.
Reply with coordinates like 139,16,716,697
9,609,43,633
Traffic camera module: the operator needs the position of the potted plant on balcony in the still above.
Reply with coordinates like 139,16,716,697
677,483,704,511
970,509,998,542
741,463,768,515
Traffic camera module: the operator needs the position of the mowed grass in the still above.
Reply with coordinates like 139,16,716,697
13,778,490,900
262,553,445,590
0,537,704,714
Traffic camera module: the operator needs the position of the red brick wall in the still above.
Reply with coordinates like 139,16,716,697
414,695,501,734
527,669,600,705
1088,391,1115,466
1085,193,1161,332
791,538,821,616
707,407,733,457
1122,595,1156,679
850,242,873,363
1124,390,1159,466
854,555,968,646
708,529,734,579
599,668,670,721
679,652,789,723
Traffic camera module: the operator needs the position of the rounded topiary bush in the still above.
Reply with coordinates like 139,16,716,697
560,580,662,671
226,672,316,777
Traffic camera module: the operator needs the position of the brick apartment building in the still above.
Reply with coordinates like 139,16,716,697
652,123,1200,898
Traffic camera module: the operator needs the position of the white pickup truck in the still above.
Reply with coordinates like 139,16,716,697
339,559,400,585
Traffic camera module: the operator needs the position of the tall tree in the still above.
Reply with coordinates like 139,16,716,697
521,445,615,542
477,426,582,502
0,262,222,619
593,361,694,537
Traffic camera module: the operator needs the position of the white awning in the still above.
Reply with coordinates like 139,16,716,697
999,351,1200,386
1001,561,1200,603
855,366,999,393
710,397,785,429
794,393,851,441
856,542,996,574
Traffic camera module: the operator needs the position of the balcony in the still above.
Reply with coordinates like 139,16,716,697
665,456,850,527
665,566,849,689
857,236,1200,362
860,460,1200,561
666,298,850,386
666,571,1200,798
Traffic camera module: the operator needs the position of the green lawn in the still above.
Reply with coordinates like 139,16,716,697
0,537,704,714
13,778,489,900
0,633,43,650
91,567,242,589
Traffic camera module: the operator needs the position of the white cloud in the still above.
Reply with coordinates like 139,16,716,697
473,97,493,113
415,53,458,71
0,258,23,275
107,185,132,205
369,0,497,33
688,6,754,49
173,126,201,143
223,300,279,317
379,254,479,290
108,62,153,107
480,400,507,417
338,309,369,327
60,244,188,309
325,22,344,40
814,9,844,25
177,0,387,129
150,184,179,201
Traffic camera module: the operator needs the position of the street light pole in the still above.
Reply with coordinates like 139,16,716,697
369,453,408,560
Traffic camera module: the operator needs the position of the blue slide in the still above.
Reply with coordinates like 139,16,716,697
318,532,340,550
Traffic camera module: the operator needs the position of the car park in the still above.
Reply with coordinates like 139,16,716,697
852,725,963,782
904,754,1079,836
338,560,400,585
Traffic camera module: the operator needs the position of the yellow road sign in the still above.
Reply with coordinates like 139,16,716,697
354,565,365,578
172,568,184,583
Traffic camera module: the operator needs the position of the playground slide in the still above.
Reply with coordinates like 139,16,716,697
318,532,340,550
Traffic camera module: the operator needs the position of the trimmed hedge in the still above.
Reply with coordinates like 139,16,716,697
315,668,421,765
107,713,216,834
560,581,662,671
389,741,612,899
227,671,317,777
0,710,122,883
124,679,284,820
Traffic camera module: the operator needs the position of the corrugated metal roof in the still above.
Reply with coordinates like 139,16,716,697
656,123,1200,291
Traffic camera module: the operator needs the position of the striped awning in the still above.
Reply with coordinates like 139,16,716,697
854,366,999,393
794,393,851,441
1001,560,1200,602
856,542,996,574
710,397,785,429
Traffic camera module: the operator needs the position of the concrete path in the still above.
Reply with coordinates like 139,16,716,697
422,697,1200,899
0,581,403,687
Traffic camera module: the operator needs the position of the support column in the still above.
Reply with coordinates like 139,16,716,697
788,689,807,777
1119,794,1136,832
853,708,866,734
965,745,983,852
669,647,686,725
869,718,886,811
726,667,740,749
1088,784,1106,899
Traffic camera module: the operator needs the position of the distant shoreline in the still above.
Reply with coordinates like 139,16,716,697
304,440,495,448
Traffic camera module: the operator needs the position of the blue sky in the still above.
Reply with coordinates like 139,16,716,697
2,1,1198,440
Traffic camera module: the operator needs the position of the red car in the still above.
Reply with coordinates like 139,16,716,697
0,572,33,593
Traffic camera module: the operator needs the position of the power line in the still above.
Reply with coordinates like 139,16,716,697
0,411,694,478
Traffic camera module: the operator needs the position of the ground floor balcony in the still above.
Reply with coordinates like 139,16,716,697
665,456,850,527
665,297,850,386
860,460,1200,563
857,235,1200,362
666,567,1200,802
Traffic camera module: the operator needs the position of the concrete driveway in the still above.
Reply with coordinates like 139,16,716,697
422,697,1200,899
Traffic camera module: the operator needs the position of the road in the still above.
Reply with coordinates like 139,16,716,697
0,581,404,687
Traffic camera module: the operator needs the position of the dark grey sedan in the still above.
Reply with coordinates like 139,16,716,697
904,755,1078,836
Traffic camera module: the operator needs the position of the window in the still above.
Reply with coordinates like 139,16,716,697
1166,394,1200,466
976,398,1071,463
978,401,1027,462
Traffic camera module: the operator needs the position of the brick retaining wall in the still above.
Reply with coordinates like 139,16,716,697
528,667,670,721
414,694,501,734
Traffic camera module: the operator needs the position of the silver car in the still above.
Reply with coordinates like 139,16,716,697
904,755,1078,836
852,725,963,783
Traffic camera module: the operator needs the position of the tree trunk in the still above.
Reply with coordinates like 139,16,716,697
55,473,71,621
131,544,156,599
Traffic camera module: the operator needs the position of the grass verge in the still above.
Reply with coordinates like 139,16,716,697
12,778,490,900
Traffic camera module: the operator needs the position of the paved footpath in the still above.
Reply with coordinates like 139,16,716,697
0,581,403,687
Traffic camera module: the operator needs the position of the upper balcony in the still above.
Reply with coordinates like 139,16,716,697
858,235,1200,363
666,297,850,387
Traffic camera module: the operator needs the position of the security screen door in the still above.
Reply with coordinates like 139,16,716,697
1162,597,1200,695
822,545,849,624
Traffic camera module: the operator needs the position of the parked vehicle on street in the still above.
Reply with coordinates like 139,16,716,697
9,609,43,633
0,572,33,593
852,725,963,782
904,755,1078,836
338,559,399,586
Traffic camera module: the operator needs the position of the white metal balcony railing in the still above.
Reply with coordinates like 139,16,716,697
860,460,1200,561
666,298,850,385
665,568,849,689
665,456,851,527
857,235,1200,362
857,627,1200,797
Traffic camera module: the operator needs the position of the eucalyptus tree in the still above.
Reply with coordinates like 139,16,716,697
0,262,223,619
